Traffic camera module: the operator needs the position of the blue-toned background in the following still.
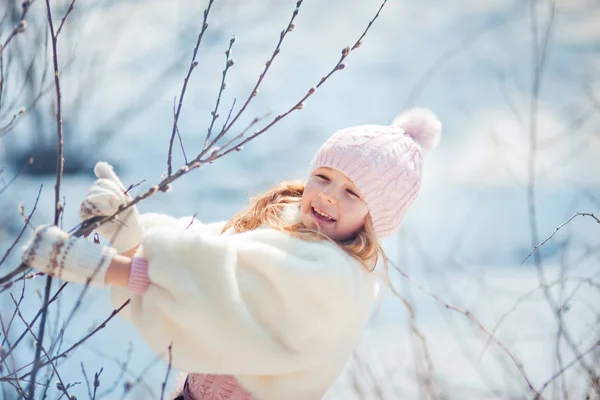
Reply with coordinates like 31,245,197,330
1,0,599,398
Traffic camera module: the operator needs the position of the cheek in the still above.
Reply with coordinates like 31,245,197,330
342,202,368,227
300,189,314,211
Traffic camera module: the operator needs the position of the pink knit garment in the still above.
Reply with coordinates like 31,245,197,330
183,373,253,400
311,108,441,237
128,257,151,294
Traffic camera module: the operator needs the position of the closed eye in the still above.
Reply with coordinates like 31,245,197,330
346,189,360,198
316,174,330,181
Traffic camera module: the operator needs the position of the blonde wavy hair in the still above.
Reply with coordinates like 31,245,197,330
221,181,386,273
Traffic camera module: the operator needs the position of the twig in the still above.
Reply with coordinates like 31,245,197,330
211,0,389,161
160,344,173,400
479,276,600,360
387,257,542,397
537,340,600,396
92,367,103,400
172,98,188,164
201,0,306,156
204,36,236,149
1,300,130,382
0,0,33,54
28,0,66,395
0,0,389,289
0,157,34,196
388,280,438,399
526,0,596,385
81,362,92,400
0,184,41,268
0,283,68,366
0,315,27,398
95,342,134,399
522,212,600,264
10,294,72,400
167,0,215,176
55,0,76,38
0,275,26,348
118,353,162,400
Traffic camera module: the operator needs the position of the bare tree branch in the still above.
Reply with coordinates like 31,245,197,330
167,0,215,176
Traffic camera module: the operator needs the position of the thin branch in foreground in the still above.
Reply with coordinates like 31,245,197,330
0,315,27,398
160,344,173,400
0,283,68,369
204,36,236,149
55,0,76,38
387,257,542,398
0,0,389,291
522,212,600,265
167,0,215,176
29,0,69,394
537,339,600,396
0,0,32,54
388,280,438,399
201,0,306,156
0,157,34,196
10,294,72,400
92,367,103,400
1,300,130,382
0,184,41,268
172,97,188,164
81,362,92,400
210,0,389,161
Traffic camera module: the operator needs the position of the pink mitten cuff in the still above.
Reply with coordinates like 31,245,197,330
128,257,151,295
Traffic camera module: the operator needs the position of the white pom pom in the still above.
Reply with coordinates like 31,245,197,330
391,108,441,151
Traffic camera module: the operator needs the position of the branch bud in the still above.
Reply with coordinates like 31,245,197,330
252,89,260,97
342,46,350,57
227,58,235,67
15,20,27,33
287,23,295,32
209,146,220,159
296,103,304,110
308,86,316,95
337,63,347,71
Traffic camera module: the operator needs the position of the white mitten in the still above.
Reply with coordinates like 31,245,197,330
22,225,117,288
79,162,143,253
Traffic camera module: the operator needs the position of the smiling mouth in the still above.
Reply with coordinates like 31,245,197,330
311,207,336,223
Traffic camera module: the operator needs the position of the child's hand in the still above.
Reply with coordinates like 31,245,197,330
22,225,117,287
79,162,143,253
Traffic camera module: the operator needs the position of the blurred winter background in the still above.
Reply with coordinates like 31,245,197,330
0,0,599,398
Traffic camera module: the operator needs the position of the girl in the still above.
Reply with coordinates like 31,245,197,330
22,108,441,400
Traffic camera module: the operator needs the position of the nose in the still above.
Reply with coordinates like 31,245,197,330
318,189,336,205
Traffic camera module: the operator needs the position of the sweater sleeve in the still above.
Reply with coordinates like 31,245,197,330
126,226,375,375
108,213,228,320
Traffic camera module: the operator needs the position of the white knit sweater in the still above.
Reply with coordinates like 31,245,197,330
109,205,376,399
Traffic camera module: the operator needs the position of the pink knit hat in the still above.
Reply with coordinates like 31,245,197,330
310,108,441,237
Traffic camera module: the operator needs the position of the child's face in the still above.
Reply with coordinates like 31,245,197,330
300,167,369,241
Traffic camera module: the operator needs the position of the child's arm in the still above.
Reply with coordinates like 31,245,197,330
118,225,376,375
104,255,132,288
